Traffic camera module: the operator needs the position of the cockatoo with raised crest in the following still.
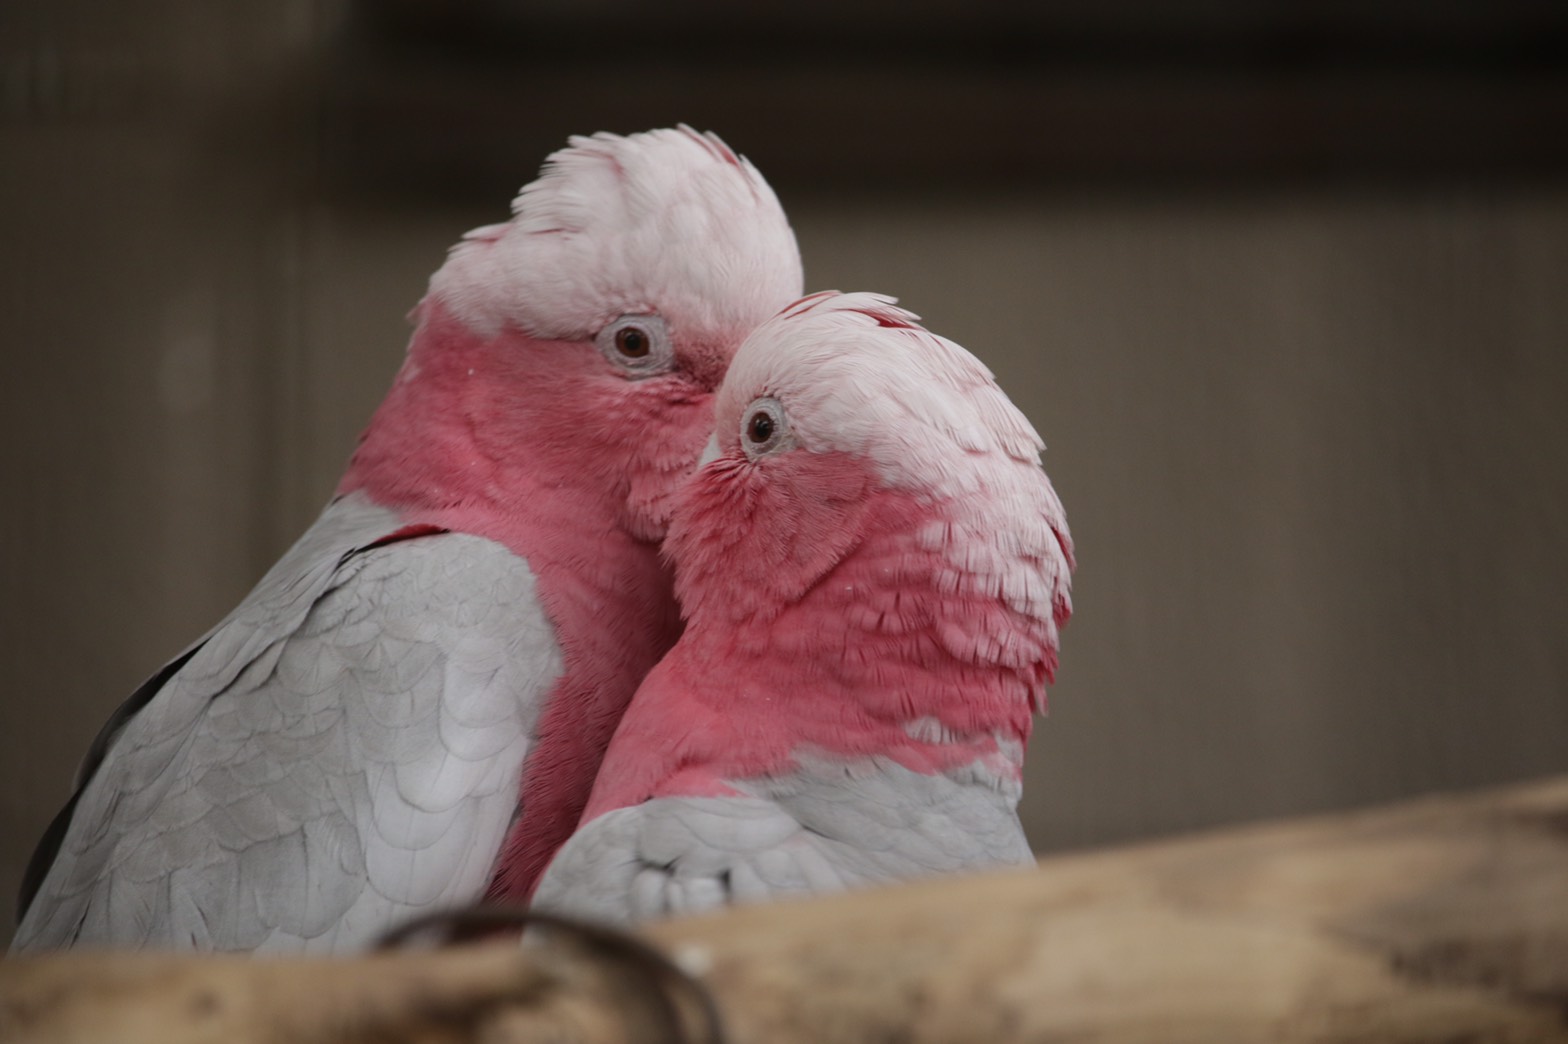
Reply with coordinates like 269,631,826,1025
14,127,803,953
532,291,1073,922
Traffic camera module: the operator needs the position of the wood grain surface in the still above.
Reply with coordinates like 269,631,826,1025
4,775,1566,1042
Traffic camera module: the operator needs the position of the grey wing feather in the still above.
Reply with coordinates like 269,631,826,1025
13,491,563,954
532,755,1033,925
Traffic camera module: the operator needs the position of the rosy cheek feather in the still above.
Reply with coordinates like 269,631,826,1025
668,451,878,620
584,448,1057,815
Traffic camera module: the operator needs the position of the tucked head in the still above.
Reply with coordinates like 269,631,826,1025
716,291,1050,500
570,291,1076,815
670,291,1074,706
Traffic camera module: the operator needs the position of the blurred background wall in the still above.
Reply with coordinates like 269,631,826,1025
3,0,1566,945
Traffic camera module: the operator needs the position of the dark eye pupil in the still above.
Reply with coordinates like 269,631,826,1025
747,412,774,444
615,327,650,358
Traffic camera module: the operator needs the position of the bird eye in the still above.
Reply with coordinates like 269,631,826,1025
595,314,673,378
747,411,773,444
614,326,650,359
739,397,790,460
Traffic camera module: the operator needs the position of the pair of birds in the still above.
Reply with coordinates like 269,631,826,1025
12,126,1074,954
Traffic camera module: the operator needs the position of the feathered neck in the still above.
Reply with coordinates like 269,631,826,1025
341,302,603,528
580,451,1059,819
339,299,688,901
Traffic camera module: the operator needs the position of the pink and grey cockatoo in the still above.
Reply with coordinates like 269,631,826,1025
531,291,1074,923
13,127,803,953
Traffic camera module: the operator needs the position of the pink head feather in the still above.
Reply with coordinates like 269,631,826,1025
343,125,803,537
582,292,1074,819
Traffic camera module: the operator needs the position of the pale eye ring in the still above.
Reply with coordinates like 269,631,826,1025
595,314,673,377
740,397,790,459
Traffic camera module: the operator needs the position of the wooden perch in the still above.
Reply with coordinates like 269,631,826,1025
5,775,1568,1043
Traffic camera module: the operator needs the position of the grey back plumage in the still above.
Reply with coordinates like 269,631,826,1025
532,756,1034,924
13,492,562,953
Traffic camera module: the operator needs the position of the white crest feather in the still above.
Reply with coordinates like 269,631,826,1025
428,126,803,343
718,292,1073,628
